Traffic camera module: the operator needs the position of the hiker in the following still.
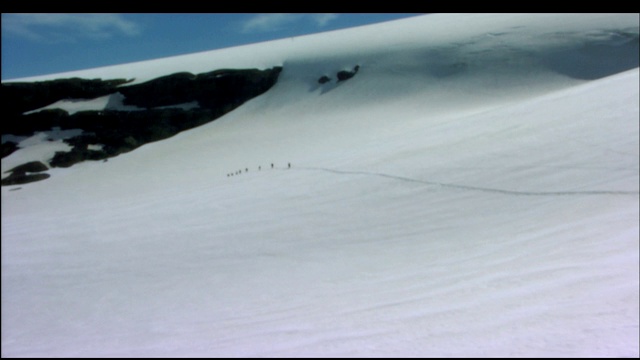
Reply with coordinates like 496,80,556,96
271,163,274,169
259,166,261,171
288,162,291,169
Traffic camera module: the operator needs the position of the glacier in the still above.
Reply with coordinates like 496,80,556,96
1,13,639,357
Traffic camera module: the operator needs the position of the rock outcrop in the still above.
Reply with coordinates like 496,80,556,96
1,141,18,158
336,65,360,82
317,75,331,84
2,161,50,186
1,66,283,185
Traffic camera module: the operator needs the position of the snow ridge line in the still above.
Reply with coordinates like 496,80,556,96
292,166,640,197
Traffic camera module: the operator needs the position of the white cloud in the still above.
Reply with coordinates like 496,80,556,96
240,13,339,33
2,13,141,42
312,14,338,27
240,14,301,33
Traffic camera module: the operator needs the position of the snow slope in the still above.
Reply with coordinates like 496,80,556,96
2,13,639,357
23,93,145,115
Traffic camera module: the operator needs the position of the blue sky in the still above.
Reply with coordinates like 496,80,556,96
1,13,422,80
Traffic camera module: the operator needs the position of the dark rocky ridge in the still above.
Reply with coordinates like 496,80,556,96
2,78,134,119
2,141,18,158
2,161,50,186
6,161,49,173
1,66,283,185
316,66,360,86
337,65,360,82
118,68,281,110
317,75,331,84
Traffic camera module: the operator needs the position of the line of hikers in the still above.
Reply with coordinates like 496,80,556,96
227,162,290,177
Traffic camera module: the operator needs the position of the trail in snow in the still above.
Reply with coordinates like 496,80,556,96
270,166,640,196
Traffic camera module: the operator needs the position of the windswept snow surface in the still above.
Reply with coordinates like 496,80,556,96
2,14,639,357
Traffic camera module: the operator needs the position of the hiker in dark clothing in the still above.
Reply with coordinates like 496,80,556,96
271,163,274,169
288,163,291,169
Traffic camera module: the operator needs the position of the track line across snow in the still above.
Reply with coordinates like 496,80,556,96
291,166,640,197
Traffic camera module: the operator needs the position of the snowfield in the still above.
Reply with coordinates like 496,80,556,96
2,14,639,357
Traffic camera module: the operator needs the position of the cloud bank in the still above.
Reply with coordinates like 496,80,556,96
2,13,141,42
240,13,339,33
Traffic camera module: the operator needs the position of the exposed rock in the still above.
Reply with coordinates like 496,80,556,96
1,66,284,178
318,75,331,84
2,161,50,186
118,67,283,110
1,173,50,186
5,109,69,136
2,78,133,118
2,141,18,158
337,65,360,82
5,161,48,174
